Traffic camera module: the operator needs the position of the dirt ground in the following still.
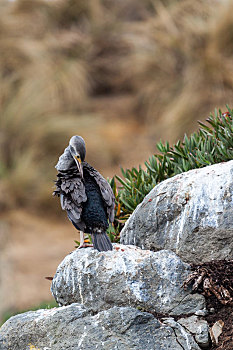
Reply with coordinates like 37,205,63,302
206,304,233,350
0,209,80,318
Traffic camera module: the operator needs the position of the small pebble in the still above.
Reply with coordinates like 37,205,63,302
195,309,208,316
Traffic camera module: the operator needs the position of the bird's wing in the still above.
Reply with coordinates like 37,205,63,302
54,169,87,231
83,162,115,223
55,146,75,171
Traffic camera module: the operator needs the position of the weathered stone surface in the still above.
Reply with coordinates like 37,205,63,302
51,244,205,316
178,315,210,349
120,160,233,263
209,320,224,346
162,318,202,350
0,303,201,350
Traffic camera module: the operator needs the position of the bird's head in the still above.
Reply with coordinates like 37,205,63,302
69,135,86,177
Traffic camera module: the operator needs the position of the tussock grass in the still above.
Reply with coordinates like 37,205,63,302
0,0,233,212
124,0,233,140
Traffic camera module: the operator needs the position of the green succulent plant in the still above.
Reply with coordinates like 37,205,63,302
109,107,233,238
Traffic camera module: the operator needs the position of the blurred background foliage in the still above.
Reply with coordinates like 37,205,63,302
0,0,233,323
0,0,233,213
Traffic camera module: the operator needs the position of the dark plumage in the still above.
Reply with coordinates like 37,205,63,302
53,136,115,252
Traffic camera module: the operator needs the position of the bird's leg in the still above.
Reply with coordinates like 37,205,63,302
78,231,93,249
80,230,84,246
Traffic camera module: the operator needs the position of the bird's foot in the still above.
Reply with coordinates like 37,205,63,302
78,235,93,249
78,238,93,249
78,243,93,249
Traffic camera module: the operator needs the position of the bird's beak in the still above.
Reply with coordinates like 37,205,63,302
74,156,83,178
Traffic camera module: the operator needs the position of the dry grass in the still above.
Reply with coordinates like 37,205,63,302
0,0,233,212
124,0,233,140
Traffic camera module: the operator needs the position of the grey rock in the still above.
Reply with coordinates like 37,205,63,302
163,318,201,350
120,160,233,263
170,294,206,316
0,304,201,350
51,244,205,316
178,315,210,349
195,309,208,316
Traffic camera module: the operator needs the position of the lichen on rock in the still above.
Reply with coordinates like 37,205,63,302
51,244,206,316
120,160,233,264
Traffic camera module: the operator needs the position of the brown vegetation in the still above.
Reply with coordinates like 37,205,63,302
1,0,233,213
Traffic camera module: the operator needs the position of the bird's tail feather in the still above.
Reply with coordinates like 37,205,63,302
92,231,113,252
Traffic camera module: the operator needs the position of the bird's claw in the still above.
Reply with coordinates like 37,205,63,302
78,243,93,249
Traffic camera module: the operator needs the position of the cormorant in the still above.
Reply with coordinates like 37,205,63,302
53,135,115,252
